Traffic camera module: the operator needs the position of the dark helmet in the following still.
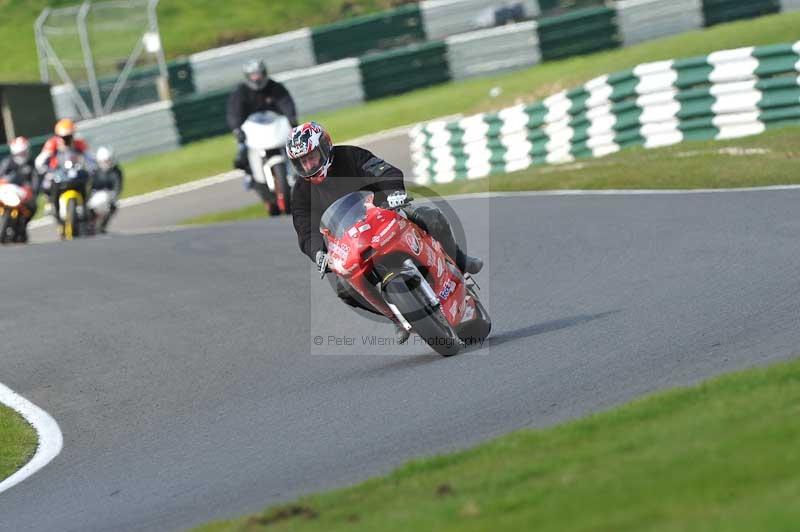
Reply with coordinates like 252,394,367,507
286,122,333,185
243,59,268,90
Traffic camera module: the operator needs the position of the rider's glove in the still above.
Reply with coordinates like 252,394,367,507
233,128,246,144
315,250,330,275
386,190,410,209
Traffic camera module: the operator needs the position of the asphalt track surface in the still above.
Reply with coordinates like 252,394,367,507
3,187,800,531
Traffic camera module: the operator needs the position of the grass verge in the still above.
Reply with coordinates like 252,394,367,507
0,404,38,482
119,11,800,198
196,356,800,531
182,202,267,226
180,125,800,225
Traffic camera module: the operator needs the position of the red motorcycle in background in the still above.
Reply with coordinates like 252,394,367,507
0,180,35,244
320,191,491,356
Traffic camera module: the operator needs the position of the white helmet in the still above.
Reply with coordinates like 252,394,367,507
96,146,114,171
243,59,268,90
10,136,30,164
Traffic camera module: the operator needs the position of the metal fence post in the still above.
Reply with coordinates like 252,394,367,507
148,0,170,101
77,1,103,116
34,8,52,84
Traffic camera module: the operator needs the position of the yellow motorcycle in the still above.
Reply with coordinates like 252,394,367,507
50,156,92,240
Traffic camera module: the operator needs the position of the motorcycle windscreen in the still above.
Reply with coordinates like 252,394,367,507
320,191,373,239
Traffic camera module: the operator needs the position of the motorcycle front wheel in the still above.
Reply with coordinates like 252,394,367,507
64,198,79,240
384,275,461,357
271,164,292,215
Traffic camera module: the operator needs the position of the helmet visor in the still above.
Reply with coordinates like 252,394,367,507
245,71,267,90
290,143,331,179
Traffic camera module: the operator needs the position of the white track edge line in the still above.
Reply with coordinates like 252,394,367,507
0,383,63,494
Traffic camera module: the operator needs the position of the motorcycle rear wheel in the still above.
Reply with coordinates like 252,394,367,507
0,211,13,244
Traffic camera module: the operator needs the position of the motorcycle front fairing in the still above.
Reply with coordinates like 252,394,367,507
242,111,293,187
320,191,477,329
53,166,91,221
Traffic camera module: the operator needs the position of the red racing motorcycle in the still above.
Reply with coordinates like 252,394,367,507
320,191,491,356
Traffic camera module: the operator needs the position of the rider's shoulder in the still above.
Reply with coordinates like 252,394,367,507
333,144,370,157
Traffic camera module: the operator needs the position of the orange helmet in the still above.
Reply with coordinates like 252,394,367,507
54,118,76,137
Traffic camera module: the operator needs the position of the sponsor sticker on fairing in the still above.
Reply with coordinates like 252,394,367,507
406,231,421,255
462,299,475,321
329,241,350,259
438,279,456,301
378,219,396,237
379,232,396,247
437,257,444,279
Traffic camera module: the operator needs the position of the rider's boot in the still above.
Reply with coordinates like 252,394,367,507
456,249,484,275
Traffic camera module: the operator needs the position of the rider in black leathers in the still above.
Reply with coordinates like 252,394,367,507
91,146,124,233
288,122,483,343
226,59,298,182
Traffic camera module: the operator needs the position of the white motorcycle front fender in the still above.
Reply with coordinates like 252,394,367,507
87,190,114,216
265,154,285,169
0,184,24,208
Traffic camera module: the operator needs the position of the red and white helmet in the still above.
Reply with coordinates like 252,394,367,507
10,136,30,163
286,122,333,185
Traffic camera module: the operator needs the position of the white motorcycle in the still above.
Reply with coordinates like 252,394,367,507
87,189,116,234
241,111,295,215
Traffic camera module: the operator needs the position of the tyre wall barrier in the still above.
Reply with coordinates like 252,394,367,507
409,41,800,184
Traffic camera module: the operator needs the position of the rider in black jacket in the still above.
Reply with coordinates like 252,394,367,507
91,146,124,233
226,59,298,182
288,122,483,343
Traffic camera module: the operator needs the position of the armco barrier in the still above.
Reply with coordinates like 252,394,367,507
702,0,781,26
312,4,426,65
171,90,229,145
274,59,364,115
77,101,180,161
170,59,364,146
617,0,703,47
420,0,539,41
536,6,620,61
167,59,196,100
360,41,451,101
783,0,800,10
27,4,800,158
49,60,193,120
0,135,47,161
446,21,540,81
409,41,800,184
189,29,315,94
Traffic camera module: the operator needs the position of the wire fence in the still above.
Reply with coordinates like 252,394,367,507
35,0,168,119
